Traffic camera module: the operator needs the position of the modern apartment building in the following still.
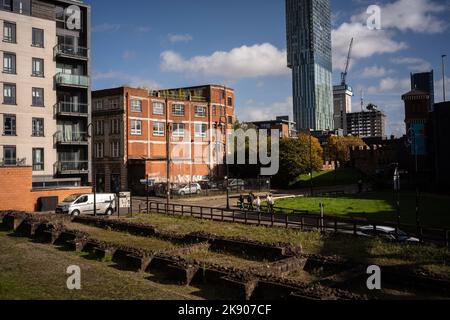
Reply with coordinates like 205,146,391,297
286,0,334,131
0,0,91,188
250,116,297,138
333,84,353,134
346,107,386,139
92,85,235,194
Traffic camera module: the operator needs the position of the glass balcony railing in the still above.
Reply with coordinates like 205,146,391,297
54,161,89,175
53,131,89,145
54,102,88,117
54,44,88,60
55,73,89,88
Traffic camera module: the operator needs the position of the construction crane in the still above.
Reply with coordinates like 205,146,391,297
341,38,354,86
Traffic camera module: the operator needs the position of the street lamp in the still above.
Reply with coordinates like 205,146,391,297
393,163,401,235
225,176,230,210
309,129,314,197
442,54,447,102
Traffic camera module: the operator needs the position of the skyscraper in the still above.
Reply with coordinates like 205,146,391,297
411,71,434,111
286,0,334,131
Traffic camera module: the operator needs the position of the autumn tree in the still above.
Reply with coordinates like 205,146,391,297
327,135,366,165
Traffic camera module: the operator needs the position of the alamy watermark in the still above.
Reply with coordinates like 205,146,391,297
366,5,382,30
66,265,81,290
65,5,82,31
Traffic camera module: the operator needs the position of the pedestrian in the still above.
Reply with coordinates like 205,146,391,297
247,193,254,211
255,196,261,213
267,194,275,214
239,194,244,210
358,179,363,194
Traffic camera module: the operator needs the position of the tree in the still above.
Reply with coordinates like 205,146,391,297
273,134,323,186
327,135,366,165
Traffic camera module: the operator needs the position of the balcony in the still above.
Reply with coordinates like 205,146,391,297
54,161,89,175
54,102,89,118
54,131,89,146
54,44,89,60
55,73,89,88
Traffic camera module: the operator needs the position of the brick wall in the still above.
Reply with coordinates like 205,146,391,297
0,166,92,212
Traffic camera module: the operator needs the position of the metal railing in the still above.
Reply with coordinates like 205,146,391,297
53,131,89,145
0,158,27,167
54,101,88,116
54,44,88,59
54,161,89,175
142,201,450,249
55,73,89,87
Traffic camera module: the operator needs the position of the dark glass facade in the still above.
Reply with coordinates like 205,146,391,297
286,0,333,131
411,71,434,111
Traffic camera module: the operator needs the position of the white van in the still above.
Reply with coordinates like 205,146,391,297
56,193,117,216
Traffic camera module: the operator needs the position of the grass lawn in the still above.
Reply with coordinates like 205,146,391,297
273,191,450,229
295,168,362,188
130,214,450,278
0,231,203,300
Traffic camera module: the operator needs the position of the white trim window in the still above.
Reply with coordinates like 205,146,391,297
172,123,185,138
195,106,207,117
153,102,165,115
153,122,165,137
95,143,104,159
131,99,142,112
110,141,120,158
131,120,142,135
172,104,185,116
111,118,120,134
95,120,104,136
195,123,207,138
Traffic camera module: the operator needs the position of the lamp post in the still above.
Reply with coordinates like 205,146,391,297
309,129,314,197
442,55,447,102
393,163,401,235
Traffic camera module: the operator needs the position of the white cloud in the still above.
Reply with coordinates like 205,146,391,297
161,43,288,78
361,66,395,78
367,77,411,94
390,57,432,72
168,34,193,43
136,26,151,33
92,23,121,33
332,23,407,71
237,97,293,122
351,0,448,34
122,50,136,61
93,71,160,90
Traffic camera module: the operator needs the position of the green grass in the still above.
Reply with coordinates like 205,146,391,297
295,168,362,188
130,213,450,278
0,232,203,300
273,191,450,229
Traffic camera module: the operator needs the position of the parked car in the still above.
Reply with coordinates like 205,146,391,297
357,226,420,243
55,193,116,216
173,184,202,196
228,179,246,190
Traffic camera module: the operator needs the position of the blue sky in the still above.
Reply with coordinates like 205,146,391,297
86,0,450,137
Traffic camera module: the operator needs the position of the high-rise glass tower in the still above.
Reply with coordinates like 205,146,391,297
286,0,333,131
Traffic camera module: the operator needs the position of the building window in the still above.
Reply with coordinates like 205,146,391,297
32,58,44,77
131,120,142,135
3,22,16,43
131,99,142,112
195,106,207,117
228,116,234,125
3,146,16,165
153,122,165,137
32,118,44,137
3,52,16,74
32,87,44,106
172,104,185,116
172,123,185,138
153,102,165,115
110,141,120,158
95,120,104,136
195,123,207,138
32,28,44,47
32,148,44,171
111,119,120,134
109,98,119,109
94,143,104,159
228,97,233,106
94,100,103,111
3,83,16,105
3,114,16,136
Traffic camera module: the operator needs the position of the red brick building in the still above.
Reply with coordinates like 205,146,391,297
91,85,235,193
